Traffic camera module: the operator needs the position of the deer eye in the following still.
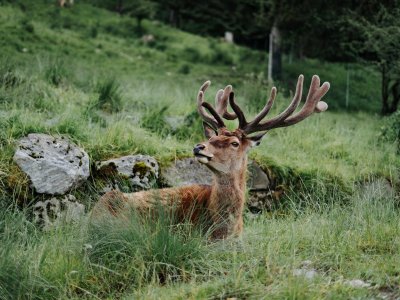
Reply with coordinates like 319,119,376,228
231,142,239,147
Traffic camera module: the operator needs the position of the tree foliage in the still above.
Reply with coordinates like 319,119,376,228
89,0,157,29
342,6,400,114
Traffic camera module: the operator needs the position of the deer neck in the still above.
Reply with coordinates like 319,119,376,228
209,157,247,215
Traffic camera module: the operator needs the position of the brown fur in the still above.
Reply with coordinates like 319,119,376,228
92,129,250,240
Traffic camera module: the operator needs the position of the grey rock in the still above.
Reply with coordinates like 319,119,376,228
247,160,270,190
247,189,284,212
293,261,318,279
293,268,318,279
33,195,85,231
96,155,159,190
301,260,313,267
345,279,371,288
248,191,272,212
161,158,213,187
162,158,272,191
142,34,155,43
14,134,90,195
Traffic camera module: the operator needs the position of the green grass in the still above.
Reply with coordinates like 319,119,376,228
0,1,399,299
134,182,400,299
0,202,207,299
1,183,398,299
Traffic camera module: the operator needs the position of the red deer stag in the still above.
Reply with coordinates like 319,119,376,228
92,75,330,239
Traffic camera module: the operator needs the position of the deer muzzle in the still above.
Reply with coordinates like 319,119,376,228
193,144,213,163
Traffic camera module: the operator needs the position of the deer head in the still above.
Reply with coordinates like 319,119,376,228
193,75,330,175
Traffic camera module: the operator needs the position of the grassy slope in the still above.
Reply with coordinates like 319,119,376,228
0,1,399,299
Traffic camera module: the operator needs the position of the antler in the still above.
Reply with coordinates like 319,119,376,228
215,85,237,120
197,81,238,130
234,75,330,135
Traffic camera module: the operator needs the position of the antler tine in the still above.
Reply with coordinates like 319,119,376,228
243,75,330,134
215,85,237,120
201,102,225,128
244,75,304,133
229,92,248,129
246,86,277,128
197,81,226,129
283,75,330,126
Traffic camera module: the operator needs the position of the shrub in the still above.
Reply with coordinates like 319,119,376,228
208,41,234,65
380,110,400,153
89,26,98,38
178,63,191,74
102,19,142,39
20,18,34,34
182,47,203,62
154,41,167,51
209,46,234,65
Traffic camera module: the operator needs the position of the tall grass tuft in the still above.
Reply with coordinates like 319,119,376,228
45,59,68,87
95,78,123,113
0,206,57,300
380,110,400,153
0,61,24,90
140,105,172,137
88,205,206,294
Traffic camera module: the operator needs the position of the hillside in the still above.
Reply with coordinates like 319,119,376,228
0,1,399,299
0,1,396,192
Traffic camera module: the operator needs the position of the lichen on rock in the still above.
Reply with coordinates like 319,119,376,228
96,154,159,192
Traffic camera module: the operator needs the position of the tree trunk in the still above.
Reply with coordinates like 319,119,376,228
389,80,400,114
267,23,282,82
169,9,180,28
116,0,124,14
345,65,350,109
381,64,390,115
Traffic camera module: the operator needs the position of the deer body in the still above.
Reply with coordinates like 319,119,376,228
92,75,330,239
93,137,248,239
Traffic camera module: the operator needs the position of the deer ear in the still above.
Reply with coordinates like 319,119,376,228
203,122,217,139
248,132,267,147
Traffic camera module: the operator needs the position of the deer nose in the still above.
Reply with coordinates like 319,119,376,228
193,144,205,154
